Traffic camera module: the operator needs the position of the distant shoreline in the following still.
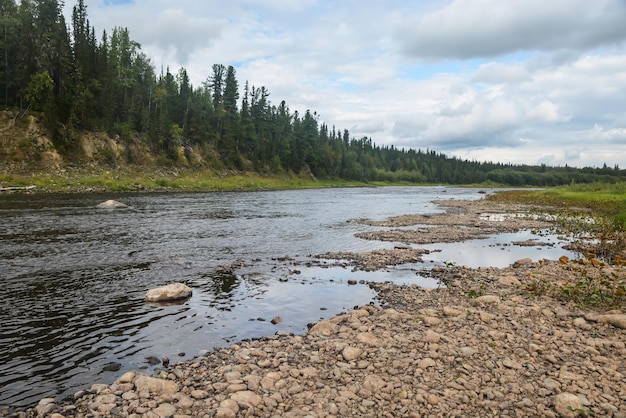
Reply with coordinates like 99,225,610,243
0,170,463,195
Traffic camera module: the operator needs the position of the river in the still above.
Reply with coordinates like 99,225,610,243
0,187,575,410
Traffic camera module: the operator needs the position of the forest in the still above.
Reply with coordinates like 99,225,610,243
1,0,625,186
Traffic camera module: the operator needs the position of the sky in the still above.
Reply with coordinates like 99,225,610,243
66,0,626,168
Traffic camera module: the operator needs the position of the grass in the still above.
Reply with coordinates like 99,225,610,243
488,183,626,262
489,183,626,309
0,169,407,194
488,182,626,225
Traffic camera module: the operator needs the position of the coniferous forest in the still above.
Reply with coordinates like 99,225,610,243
1,0,625,186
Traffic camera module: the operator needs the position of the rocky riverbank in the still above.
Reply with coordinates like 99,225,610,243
6,198,625,417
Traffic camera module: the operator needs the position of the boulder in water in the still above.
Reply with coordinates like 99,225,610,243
146,282,193,302
102,362,121,372
96,199,128,209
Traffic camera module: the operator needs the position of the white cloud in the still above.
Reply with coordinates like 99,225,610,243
65,0,626,168
472,62,531,84
143,9,224,65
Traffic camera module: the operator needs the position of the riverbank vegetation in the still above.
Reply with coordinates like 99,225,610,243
1,0,625,187
489,182,626,231
0,169,392,193
489,183,626,308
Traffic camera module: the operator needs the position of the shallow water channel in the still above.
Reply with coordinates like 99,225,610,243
0,187,577,409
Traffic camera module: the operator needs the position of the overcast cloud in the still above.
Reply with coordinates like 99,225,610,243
69,0,626,168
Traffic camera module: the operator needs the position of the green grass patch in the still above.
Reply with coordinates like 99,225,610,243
488,182,626,226
489,182,626,309
1,170,395,194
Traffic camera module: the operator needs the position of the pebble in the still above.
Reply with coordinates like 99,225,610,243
9,207,626,418
342,346,362,361
554,393,584,418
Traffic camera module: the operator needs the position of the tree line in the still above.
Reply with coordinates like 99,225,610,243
1,0,624,186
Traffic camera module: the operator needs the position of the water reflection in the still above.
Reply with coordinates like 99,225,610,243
423,230,576,268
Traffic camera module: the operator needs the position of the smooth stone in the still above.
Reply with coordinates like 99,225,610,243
423,316,442,326
554,393,584,417
542,378,561,391
91,384,108,394
152,403,176,417
513,258,533,267
422,330,441,343
596,314,626,329
216,408,237,418
102,362,121,372
220,399,240,413
308,321,339,336
363,375,386,392
573,317,592,330
96,394,118,405
356,332,380,346
418,358,437,369
191,389,209,399
177,396,194,409
230,390,262,407
133,373,179,395
459,347,478,357
475,295,501,304
146,282,192,302
442,306,462,317
498,275,521,286
96,199,128,208
117,371,136,384
342,346,362,361
502,358,523,370
35,398,57,416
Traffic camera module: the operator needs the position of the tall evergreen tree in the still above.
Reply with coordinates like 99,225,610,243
219,65,240,167
0,0,18,107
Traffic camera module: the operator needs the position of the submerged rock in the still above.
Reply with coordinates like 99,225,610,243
102,362,121,372
146,282,192,302
96,199,128,209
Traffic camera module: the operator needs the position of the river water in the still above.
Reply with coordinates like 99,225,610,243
0,187,576,409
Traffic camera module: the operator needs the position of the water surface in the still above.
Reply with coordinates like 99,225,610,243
0,187,576,409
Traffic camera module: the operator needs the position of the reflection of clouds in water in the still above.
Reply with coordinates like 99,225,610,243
293,265,440,288
423,230,577,268
234,280,377,331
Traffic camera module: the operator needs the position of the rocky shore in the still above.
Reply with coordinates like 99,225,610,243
7,198,625,418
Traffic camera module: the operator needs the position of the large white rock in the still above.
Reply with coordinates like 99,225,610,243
96,199,128,209
307,320,339,336
146,283,192,302
554,392,584,418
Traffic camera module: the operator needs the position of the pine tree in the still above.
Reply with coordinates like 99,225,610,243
219,65,240,167
0,0,18,107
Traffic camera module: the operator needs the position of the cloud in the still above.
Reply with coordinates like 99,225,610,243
67,0,626,168
472,62,531,84
142,9,225,65
395,0,626,59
